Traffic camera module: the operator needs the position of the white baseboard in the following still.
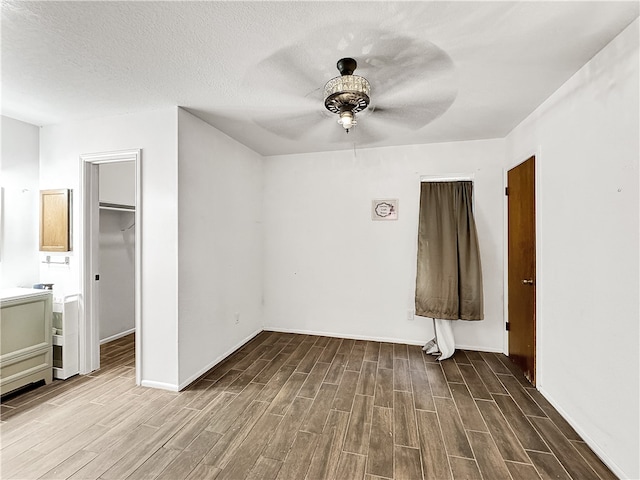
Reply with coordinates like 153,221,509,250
455,344,504,353
140,380,179,392
264,326,427,346
100,328,135,345
264,326,503,353
177,328,263,391
151,327,503,393
538,386,626,479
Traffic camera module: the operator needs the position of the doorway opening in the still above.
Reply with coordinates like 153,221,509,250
80,149,142,385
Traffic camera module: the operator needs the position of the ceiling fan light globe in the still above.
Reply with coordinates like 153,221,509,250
338,110,356,130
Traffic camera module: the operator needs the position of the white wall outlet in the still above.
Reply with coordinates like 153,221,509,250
235,312,240,325
407,309,414,321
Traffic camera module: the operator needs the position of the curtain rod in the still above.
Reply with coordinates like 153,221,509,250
420,174,474,183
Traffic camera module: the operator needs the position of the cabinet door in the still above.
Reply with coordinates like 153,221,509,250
40,189,71,252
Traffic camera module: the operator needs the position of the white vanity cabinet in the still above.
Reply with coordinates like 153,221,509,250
1,288,53,395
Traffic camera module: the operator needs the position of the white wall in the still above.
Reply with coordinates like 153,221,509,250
506,19,639,479
39,108,179,389
263,139,505,351
177,108,264,388
0,116,40,288
99,209,135,342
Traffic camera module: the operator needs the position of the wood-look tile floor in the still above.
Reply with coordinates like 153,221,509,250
1,332,617,480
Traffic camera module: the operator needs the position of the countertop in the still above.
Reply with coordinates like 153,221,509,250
1,288,53,303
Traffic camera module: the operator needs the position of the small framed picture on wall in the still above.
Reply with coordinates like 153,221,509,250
372,199,398,221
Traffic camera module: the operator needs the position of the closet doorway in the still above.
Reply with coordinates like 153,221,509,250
80,150,141,385
98,162,136,345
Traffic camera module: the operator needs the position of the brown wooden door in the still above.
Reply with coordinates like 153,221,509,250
507,156,536,385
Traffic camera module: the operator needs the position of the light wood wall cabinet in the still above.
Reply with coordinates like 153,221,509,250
1,289,53,395
40,189,71,252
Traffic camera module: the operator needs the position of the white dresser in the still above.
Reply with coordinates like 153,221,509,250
1,288,53,395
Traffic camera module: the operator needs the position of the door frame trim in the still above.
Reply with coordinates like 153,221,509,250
503,147,542,387
79,149,142,385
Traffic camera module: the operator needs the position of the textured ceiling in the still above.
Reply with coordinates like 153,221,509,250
2,1,638,156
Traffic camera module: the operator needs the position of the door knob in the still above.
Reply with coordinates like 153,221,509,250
522,279,534,285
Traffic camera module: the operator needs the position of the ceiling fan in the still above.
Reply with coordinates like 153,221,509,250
248,27,458,146
323,57,370,134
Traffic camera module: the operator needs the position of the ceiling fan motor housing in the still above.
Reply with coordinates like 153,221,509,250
324,58,371,115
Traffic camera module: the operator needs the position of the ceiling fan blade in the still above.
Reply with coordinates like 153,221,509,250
254,109,333,141
365,48,455,96
246,46,327,103
369,98,455,130
302,24,457,98
372,65,457,106
248,24,457,107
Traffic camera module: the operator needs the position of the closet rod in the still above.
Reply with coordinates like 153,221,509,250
99,202,135,212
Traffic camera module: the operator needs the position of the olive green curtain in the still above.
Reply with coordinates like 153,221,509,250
415,181,484,321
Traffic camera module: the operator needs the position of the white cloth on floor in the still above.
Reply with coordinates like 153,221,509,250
434,318,455,361
422,338,439,354
423,318,456,360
